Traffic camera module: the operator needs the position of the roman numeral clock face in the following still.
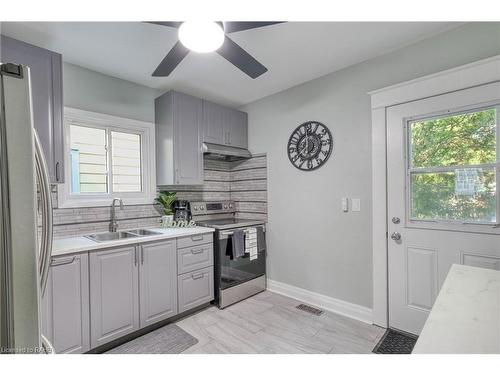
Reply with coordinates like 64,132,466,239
287,121,333,171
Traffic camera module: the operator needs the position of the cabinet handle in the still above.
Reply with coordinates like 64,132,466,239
134,247,138,266
191,235,203,241
141,246,144,265
50,256,75,267
191,272,204,280
55,162,60,181
191,248,204,254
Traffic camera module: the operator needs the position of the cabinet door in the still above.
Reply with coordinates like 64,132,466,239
202,100,226,145
89,246,139,348
173,92,204,184
139,240,177,328
42,253,90,354
1,36,64,183
178,266,214,313
226,109,248,149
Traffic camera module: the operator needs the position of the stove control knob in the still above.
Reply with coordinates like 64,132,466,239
193,206,198,211
229,203,233,209
224,205,228,209
200,206,205,211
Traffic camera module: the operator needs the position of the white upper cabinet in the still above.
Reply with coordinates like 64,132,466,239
1,35,64,183
155,91,204,185
202,99,248,149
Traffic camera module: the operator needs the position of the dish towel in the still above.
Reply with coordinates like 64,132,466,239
232,229,245,259
245,227,258,261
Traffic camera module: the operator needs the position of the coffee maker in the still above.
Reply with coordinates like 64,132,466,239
172,200,192,221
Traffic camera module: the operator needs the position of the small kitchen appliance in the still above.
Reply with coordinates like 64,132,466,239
172,200,192,221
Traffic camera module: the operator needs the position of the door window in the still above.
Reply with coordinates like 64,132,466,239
408,106,499,224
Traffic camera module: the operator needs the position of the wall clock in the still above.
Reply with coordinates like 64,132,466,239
287,121,333,171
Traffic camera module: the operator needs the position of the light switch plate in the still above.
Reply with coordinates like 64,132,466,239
352,198,361,212
341,197,349,212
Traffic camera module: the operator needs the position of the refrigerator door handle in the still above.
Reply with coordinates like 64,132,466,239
34,131,53,297
41,334,55,354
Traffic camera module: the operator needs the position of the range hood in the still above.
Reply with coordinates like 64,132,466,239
202,142,252,161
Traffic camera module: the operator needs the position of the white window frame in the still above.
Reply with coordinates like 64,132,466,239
58,107,156,208
404,102,500,229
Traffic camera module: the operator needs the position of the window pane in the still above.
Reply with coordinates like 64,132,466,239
410,168,497,223
111,131,142,192
70,125,108,194
410,108,497,168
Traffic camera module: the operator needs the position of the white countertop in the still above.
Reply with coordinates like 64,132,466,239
51,226,215,257
413,264,500,354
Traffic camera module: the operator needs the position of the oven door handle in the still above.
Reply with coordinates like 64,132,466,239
219,225,266,240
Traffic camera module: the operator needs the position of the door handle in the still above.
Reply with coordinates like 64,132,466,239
141,246,144,265
50,256,76,267
191,272,204,280
55,162,60,181
390,232,402,241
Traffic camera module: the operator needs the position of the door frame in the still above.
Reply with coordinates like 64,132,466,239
368,55,500,328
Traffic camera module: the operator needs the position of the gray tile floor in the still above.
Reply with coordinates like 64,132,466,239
176,291,386,354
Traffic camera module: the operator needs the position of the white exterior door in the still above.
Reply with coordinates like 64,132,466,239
387,81,500,335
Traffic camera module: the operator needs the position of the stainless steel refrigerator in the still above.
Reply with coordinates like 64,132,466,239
0,62,54,353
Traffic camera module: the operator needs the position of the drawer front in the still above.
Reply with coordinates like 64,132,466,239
177,232,213,249
178,266,214,313
178,243,214,275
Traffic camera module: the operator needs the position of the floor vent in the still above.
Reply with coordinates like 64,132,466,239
296,304,323,316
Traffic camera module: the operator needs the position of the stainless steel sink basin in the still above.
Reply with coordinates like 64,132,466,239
85,228,162,242
85,231,139,242
126,229,161,236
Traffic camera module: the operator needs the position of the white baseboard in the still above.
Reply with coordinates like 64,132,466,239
266,279,373,324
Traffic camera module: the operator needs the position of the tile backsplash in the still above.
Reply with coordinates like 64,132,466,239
49,154,267,238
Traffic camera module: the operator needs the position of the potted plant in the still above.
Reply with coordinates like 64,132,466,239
155,191,177,227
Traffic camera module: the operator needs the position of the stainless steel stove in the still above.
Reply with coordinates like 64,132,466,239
192,201,266,308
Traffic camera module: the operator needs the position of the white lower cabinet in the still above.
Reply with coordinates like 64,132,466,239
45,236,214,352
89,246,140,348
42,253,90,354
178,267,214,313
139,240,177,327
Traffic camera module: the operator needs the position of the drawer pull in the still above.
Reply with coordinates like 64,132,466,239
191,248,204,254
191,273,204,280
191,235,204,241
50,256,76,267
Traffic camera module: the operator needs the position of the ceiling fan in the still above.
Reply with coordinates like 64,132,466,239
149,21,284,79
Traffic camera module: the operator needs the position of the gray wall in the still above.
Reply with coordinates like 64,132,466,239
241,22,500,308
63,62,157,122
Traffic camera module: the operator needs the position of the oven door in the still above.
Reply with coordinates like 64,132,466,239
217,225,266,291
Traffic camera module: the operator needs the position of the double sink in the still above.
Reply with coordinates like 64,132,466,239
85,228,161,243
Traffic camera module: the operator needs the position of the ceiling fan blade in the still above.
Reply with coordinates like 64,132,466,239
152,41,189,77
216,36,267,79
147,21,183,28
223,22,284,33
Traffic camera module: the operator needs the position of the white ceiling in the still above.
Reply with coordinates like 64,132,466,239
1,22,460,107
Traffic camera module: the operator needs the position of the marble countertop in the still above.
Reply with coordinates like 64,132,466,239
51,226,215,257
413,264,500,354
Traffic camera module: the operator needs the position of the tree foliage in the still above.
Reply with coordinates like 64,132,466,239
410,108,497,222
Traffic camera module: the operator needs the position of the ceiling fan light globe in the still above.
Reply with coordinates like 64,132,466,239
178,21,224,53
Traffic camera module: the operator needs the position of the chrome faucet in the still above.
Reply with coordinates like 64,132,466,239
110,198,124,232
